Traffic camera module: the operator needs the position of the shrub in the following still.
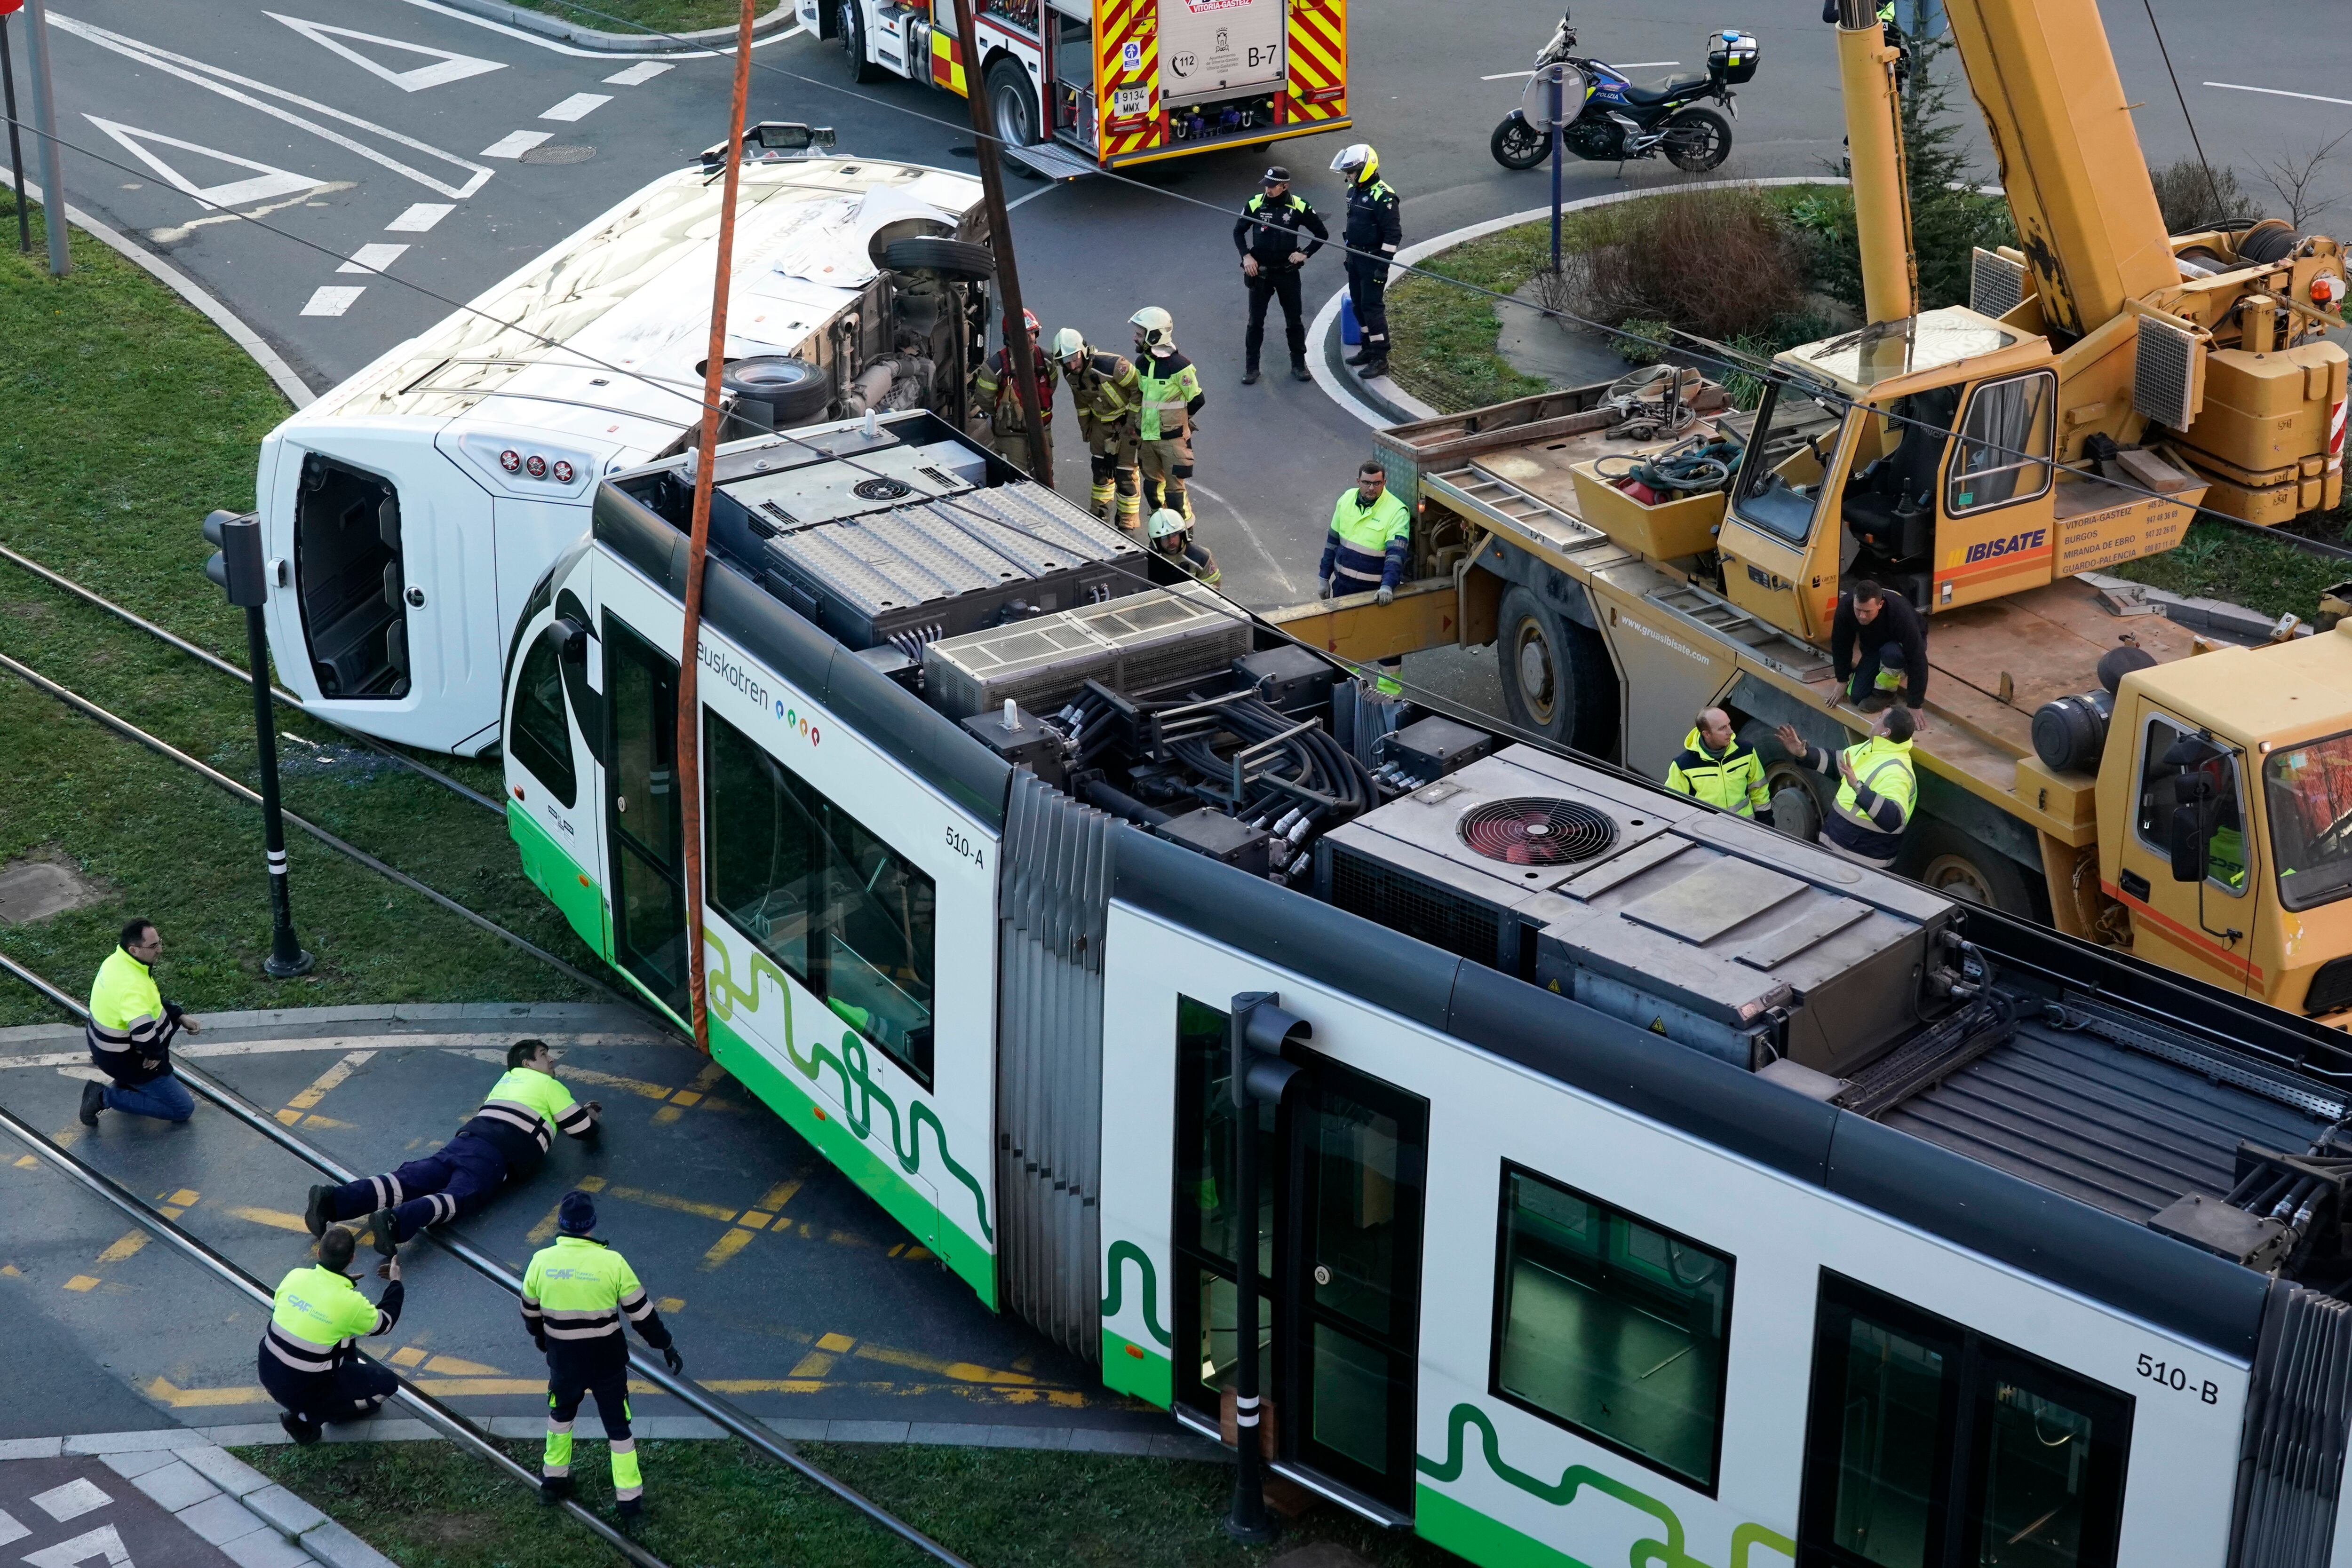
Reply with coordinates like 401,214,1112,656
1567,185,1808,341
2150,158,2258,234
1609,316,1673,366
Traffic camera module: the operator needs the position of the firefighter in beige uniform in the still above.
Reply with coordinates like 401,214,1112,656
1128,306,1205,523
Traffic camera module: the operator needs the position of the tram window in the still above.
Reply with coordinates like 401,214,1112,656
703,711,937,1086
509,628,577,808
1797,1273,2134,1568
1489,1164,1733,1494
1171,996,1275,1416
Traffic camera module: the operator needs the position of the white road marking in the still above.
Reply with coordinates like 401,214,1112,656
28,1480,111,1524
302,285,366,316
1483,60,1675,79
81,116,324,209
386,201,454,231
0,1510,24,1549
148,179,352,244
338,242,410,273
604,60,674,86
389,0,805,58
50,15,494,199
24,1526,131,1568
481,128,553,158
540,92,612,122
1188,482,1298,596
266,12,507,91
2206,80,2352,109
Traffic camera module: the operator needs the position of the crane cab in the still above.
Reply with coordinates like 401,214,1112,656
1717,306,2205,636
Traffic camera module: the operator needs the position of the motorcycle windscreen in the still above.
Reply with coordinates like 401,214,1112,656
1157,0,1286,108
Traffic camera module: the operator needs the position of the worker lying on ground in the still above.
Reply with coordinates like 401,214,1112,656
304,1038,599,1251
525,1189,682,1523
260,1226,402,1445
1829,578,1929,724
1664,706,1773,823
1776,705,1919,870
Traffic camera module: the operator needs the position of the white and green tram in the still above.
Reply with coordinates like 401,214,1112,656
502,408,2352,1568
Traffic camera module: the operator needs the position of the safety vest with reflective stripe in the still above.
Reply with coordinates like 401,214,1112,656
463,1066,591,1160
1069,349,1139,429
1136,350,1202,442
1321,485,1413,589
522,1236,667,1347
1664,728,1771,818
264,1265,393,1373
87,946,173,1084
1833,736,1918,837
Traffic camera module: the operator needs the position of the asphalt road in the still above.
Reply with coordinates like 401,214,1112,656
10,0,2352,1438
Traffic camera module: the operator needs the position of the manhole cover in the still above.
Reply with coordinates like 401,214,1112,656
0,858,103,925
521,143,596,165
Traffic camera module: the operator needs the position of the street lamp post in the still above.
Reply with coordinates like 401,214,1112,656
204,510,313,979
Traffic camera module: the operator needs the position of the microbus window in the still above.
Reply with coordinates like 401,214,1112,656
703,710,937,1086
1796,1273,2134,1568
508,628,578,809
1488,1164,1733,1495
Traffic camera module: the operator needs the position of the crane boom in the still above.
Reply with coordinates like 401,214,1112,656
1939,0,2177,336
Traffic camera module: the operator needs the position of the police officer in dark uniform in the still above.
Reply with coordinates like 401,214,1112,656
1232,165,1327,385
1331,143,1402,379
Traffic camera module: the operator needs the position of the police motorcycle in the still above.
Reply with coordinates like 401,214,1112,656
1489,10,1758,173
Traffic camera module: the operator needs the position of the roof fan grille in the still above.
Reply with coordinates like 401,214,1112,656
1457,798,1618,866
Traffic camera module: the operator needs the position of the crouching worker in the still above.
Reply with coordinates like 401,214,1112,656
261,1227,401,1444
525,1190,683,1522
304,1038,600,1251
1775,705,1919,870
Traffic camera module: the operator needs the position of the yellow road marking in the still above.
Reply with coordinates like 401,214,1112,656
599,1184,738,1223
299,1115,353,1130
699,1228,756,1271
654,1297,683,1314
276,1051,372,1125
817,1331,856,1353
145,1378,265,1408
63,1275,99,1292
737,1211,772,1231
14,1154,39,1169
788,1352,834,1377
697,1379,827,1395
143,1372,1085,1407
0,1263,20,1276
653,1061,729,1125
526,1175,605,1244
697,1177,803,1270
158,1187,199,1220
553,1067,675,1101
851,1341,1035,1386
423,1354,504,1377
225,1205,310,1233
390,1346,429,1368
95,1230,148,1264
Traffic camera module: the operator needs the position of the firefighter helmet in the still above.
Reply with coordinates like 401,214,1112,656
1004,307,1041,338
1048,326,1086,360
1129,306,1175,349
1146,507,1189,542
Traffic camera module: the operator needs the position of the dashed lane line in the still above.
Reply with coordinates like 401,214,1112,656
299,286,367,317
539,92,612,121
336,243,410,275
480,129,552,158
384,202,453,232
604,61,673,85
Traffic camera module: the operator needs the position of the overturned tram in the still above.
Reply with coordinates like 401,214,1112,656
503,407,2352,1567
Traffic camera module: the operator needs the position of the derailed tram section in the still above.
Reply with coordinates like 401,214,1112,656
504,406,2352,1567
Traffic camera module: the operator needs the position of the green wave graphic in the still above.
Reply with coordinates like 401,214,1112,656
1099,1240,1174,1347
706,929,993,1242
1419,1403,1793,1568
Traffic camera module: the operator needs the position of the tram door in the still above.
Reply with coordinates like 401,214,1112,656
1174,998,1428,1516
602,617,689,1014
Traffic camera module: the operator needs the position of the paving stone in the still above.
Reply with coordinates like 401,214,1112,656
98,1450,179,1480
176,1492,274,1546
64,1430,201,1455
902,1423,992,1447
300,1518,401,1568
976,1426,1070,1450
632,1418,722,1439
0,1439,63,1461
486,1417,543,1440
197,1425,293,1449
1065,1429,1158,1455
179,1447,274,1498
760,1418,828,1442
219,1527,319,1568
129,1458,222,1512
242,1484,326,1536
823,1420,910,1443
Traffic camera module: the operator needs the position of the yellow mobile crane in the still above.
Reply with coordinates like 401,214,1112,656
1279,0,2352,1019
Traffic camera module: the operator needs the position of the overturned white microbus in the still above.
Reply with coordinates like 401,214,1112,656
249,128,992,755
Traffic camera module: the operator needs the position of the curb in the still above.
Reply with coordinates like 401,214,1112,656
1311,176,1850,432
15,178,316,410
0,1439,358,1568
423,0,798,54
0,1000,652,1053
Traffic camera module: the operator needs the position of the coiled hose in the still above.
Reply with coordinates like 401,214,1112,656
1592,433,1746,497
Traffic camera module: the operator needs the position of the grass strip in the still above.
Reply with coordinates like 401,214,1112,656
237,1437,1470,1567
2106,520,2352,625
0,194,596,1023
501,0,774,34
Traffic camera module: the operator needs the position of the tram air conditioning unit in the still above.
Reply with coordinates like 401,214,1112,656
1318,746,1955,1077
921,584,1254,721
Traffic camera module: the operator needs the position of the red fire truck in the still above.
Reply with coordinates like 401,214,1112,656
804,0,1350,173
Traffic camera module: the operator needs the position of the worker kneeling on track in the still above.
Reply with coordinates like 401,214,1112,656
261,1226,403,1445
1775,705,1919,870
1665,706,1773,823
304,1038,600,1250
1145,507,1220,587
525,1189,682,1522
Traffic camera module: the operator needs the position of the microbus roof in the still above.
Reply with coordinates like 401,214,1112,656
292,157,983,465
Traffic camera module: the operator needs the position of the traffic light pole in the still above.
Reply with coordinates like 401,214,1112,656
244,603,311,978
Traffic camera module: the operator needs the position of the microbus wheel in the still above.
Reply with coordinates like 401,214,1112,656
987,58,1040,149
1661,107,1731,173
884,236,996,282
840,0,883,82
1906,821,2042,918
1497,584,1617,756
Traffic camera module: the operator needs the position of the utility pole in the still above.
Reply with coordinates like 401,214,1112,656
1,3,32,254
20,0,64,276
203,510,312,979
1224,992,1308,1545
674,0,761,1054
950,0,1050,487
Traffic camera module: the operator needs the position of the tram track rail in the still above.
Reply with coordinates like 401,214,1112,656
0,949,979,1568
0,539,503,816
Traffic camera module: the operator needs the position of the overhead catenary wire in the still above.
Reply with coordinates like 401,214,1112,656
0,951,981,1568
2138,0,2231,227
0,1078,670,1568
0,539,504,815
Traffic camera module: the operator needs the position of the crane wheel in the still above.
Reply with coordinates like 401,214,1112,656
1497,585,1618,757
